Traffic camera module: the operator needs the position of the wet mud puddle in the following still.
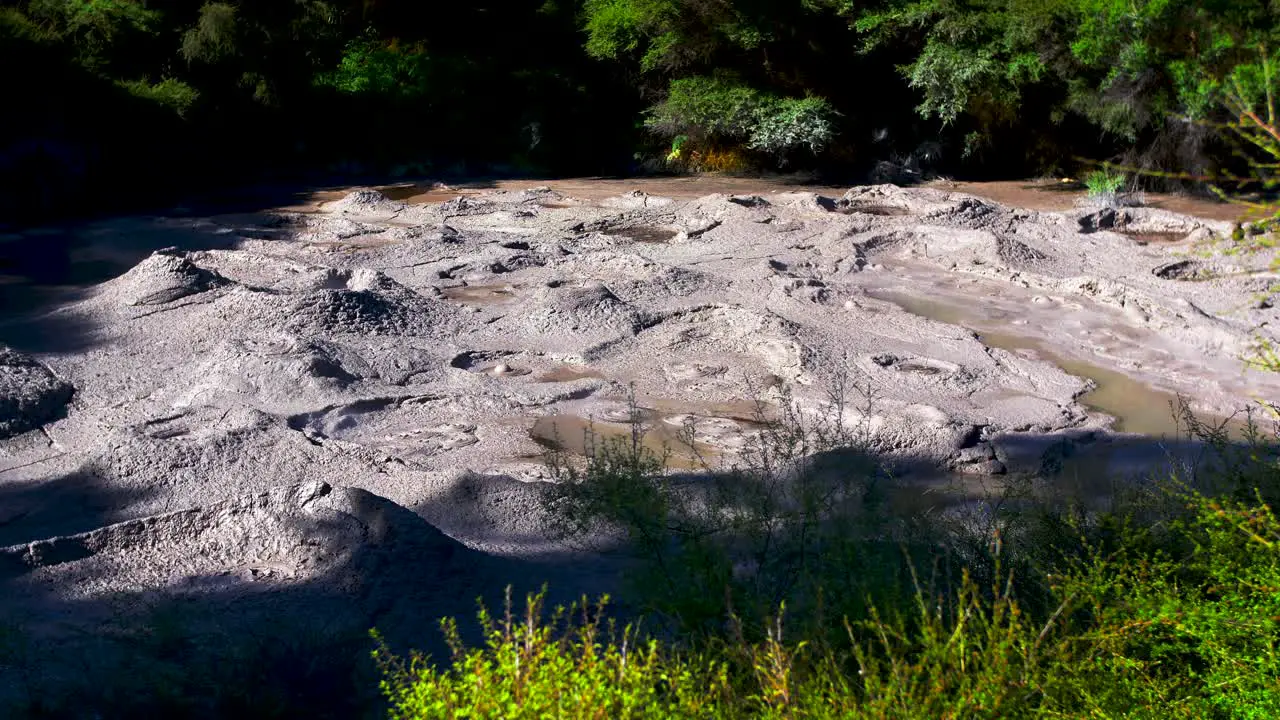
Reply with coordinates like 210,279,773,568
530,413,718,470
1116,230,1188,246
865,289,1225,437
534,365,606,383
527,397,773,470
440,283,520,305
609,226,680,243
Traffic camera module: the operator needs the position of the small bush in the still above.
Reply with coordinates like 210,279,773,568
374,591,734,719
748,97,838,156
377,488,1280,718
646,76,837,165
180,2,238,64
315,37,434,100
117,77,200,117
647,76,764,140
1084,168,1127,200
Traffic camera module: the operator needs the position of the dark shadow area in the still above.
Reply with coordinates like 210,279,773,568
0,464,159,548
416,470,630,593
0,483,612,719
0,303,104,356
0,421,1273,718
368,178,501,204
0,204,276,353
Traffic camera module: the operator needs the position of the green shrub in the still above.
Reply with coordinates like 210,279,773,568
179,2,239,64
29,0,160,68
1084,168,1127,199
116,77,199,117
315,37,435,101
748,97,839,155
1042,495,1280,718
377,487,1280,718
582,0,671,63
646,76,765,141
373,591,734,719
645,76,837,163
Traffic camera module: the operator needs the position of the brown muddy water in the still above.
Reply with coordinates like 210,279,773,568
530,412,720,470
535,364,607,383
1117,231,1190,245
609,226,680,243
648,398,773,426
439,283,520,305
867,290,1227,438
355,175,1247,224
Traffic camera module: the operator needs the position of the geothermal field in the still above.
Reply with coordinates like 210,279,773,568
1,181,1277,710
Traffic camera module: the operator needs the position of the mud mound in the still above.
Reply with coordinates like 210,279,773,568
286,289,428,336
929,196,1004,226
174,336,375,408
101,252,231,306
0,482,488,716
1,482,466,593
0,346,74,438
323,189,405,215
1078,207,1131,233
839,184,952,216
632,306,806,381
440,196,496,216
1079,206,1217,238
995,235,1051,266
520,282,647,338
212,270,458,338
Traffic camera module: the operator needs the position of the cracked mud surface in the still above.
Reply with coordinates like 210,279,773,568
1,179,1277,708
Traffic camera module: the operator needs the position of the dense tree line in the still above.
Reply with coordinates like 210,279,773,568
2,0,1277,224
0,0,641,223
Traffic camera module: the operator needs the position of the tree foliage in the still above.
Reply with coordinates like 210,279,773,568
6,0,1280,224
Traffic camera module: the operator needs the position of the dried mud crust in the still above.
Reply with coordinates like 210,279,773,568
0,345,73,439
0,182,1276,697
